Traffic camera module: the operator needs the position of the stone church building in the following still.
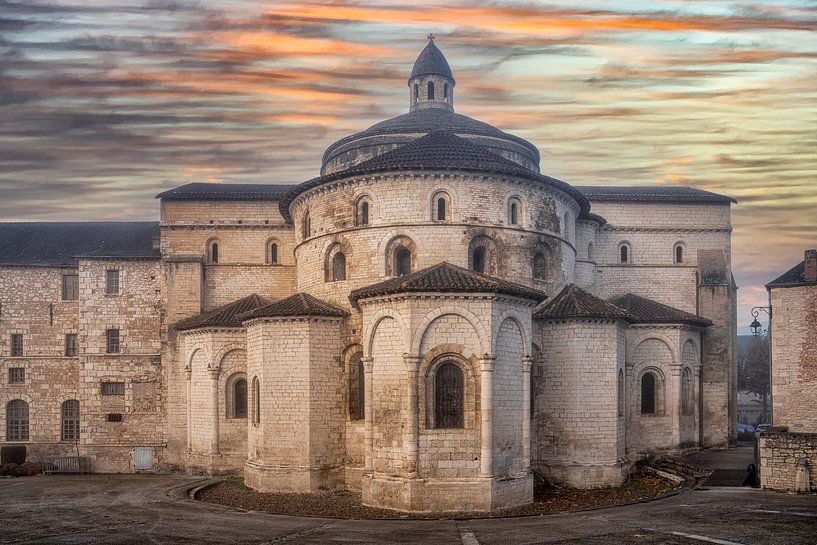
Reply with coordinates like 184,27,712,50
0,38,738,512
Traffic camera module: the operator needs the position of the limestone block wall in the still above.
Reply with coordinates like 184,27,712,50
161,199,289,226
574,220,598,291
203,264,296,310
770,284,817,432
760,432,817,492
534,318,627,487
289,173,579,307
244,316,345,492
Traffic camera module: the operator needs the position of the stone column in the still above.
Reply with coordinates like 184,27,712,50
403,355,422,477
209,367,220,455
522,355,532,471
479,355,496,477
670,365,682,449
363,356,374,473
185,365,192,453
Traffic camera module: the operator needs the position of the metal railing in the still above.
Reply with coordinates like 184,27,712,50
42,455,92,474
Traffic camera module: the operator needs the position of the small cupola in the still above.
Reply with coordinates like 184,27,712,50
408,34,455,112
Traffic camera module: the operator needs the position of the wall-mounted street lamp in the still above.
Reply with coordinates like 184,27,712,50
750,306,771,336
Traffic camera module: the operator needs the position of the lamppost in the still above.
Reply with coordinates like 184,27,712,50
749,306,771,336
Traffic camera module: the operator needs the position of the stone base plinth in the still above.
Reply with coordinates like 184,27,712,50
361,472,532,512
535,458,629,488
244,460,344,492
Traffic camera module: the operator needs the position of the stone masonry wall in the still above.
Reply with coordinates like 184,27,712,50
760,432,817,492
770,284,817,432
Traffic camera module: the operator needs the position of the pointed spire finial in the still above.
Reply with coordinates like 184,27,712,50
427,33,435,42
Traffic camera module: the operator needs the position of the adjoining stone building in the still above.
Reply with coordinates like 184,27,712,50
0,38,738,511
759,249,817,492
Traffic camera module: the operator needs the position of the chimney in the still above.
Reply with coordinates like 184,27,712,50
805,249,817,282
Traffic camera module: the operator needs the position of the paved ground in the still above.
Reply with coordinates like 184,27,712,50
2,448,815,545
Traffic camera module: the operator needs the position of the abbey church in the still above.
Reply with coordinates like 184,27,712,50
0,38,737,512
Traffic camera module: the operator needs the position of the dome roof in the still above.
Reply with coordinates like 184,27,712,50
321,108,541,175
409,38,454,82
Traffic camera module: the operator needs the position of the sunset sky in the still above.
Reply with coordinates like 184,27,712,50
1,0,815,329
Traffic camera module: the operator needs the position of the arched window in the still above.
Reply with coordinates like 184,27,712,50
428,81,435,100
395,247,412,276
674,243,685,264
507,197,522,226
302,211,311,239
471,247,486,274
234,379,248,419
332,252,346,281
533,252,548,281
434,363,463,428
414,83,419,101
617,369,624,417
6,399,29,441
348,353,365,421
588,242,594,260
443,83,448,101
252,377,260,425
437,198,446,220
619,242,631,264
431,191,451,221
641,373,656,414
355,197,371,226
510,202,518,225
681,368,693,415
267,241,279,265
208,240,220,264
61,399,79,441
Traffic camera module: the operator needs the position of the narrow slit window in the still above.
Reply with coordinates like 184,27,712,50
437,198,446,221
428,81,435,100
233,379,248,419
641,373,656,414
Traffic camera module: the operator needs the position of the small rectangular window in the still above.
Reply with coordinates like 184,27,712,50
106,269,120,295
62,274,79,300
65,334,78,357
10,334,23,357
106,329,120,353
8,367,25,384
106,413,123,422
101,381,125,396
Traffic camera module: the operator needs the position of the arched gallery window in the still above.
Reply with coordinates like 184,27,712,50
207,239,220,264
348,353,365,421
6,399,29,441
434,362,464,429
641,372,656,414
681,368,693,415
394,247,412,276
619,242,631,264
332,252,347,282
674,242,685,264
251,377,260,425
61,399,79,441
428,81,435,100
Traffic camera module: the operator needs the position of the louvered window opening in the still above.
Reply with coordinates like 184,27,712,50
435,363,464,429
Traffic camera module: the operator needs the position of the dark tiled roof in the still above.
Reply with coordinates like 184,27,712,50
410,39,454,81
576,185,736,204
534,284,634,321
610,293,712,327
283,131,589,221
322,107,539,165
240,293,348,320
0,222,160,267
156,182,295,201
175,294,272,331
349,262,546,305
767,252,817,288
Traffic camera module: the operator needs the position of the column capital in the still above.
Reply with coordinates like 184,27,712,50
207,367,220,380
184,365,192,379
480,354,496,372
402,353,422,373
362,356,374,372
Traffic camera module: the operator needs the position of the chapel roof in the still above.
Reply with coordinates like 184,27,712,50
349,261,546,306
534,284,635,321
766,250,817,289
156,182,295,201
283,131,589,221
409,37,454,82
174,293,272,331
576,185,736,204
610,293,713,327
0,222,160,267
240,293,348,320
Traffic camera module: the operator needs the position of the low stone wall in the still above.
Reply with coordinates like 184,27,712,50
759,431,817,492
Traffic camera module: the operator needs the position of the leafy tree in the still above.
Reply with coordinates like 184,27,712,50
738,334,770,424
